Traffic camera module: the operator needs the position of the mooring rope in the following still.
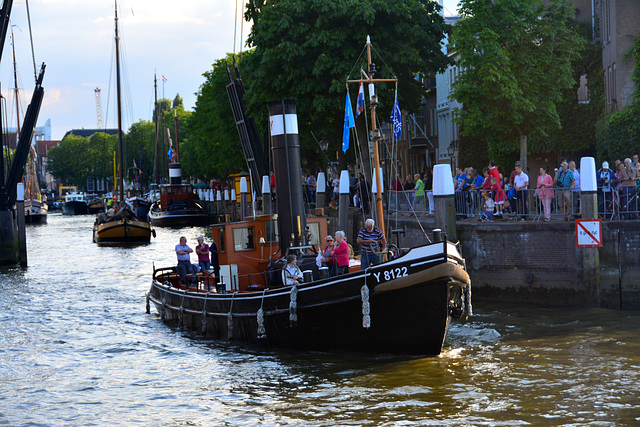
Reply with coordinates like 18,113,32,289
256,289,267,339
201,293,208,334
465,281,473,317
361,269,371,329
289,285,298,325
227,292,236,340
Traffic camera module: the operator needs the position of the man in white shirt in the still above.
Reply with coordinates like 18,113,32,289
513,165,529,219
175,236,196,286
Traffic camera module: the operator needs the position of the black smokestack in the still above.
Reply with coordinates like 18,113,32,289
268,99,306,251
168,162,182,185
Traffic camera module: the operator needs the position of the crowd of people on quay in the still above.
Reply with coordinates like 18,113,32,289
451,155,640,222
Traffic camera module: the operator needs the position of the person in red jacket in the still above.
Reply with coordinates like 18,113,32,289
330,230,350,275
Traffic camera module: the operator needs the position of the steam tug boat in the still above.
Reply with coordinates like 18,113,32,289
147,163,209,227
147,100,471,356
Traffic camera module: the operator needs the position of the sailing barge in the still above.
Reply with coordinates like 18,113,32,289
147,98,471,355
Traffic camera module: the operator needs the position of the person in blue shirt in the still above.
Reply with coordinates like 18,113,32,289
597,161,616,219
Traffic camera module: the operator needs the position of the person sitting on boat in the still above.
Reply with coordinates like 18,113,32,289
357,219,386,270
195,236,211,273
282,255,304,286
175,236,196,286
330,230,350,275
320,235,336,276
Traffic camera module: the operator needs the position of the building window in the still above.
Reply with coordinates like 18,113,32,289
577,74,590,104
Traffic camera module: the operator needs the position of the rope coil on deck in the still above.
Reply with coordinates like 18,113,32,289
256,289,267,339
361,269,371,329
227,292,236,340
289,285,298,325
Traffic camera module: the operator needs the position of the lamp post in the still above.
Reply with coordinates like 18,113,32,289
447,140,457,171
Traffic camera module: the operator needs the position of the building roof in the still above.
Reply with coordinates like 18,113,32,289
63,128,118,139
36,140,60,157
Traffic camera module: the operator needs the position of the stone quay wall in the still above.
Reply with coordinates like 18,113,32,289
395,218,640,310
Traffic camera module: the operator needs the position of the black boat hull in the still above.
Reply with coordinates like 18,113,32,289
147,243,470,355
148,209,209,227
62,201,88,215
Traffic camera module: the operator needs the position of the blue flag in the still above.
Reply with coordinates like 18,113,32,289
342,91,355,153
391,90,402,143
356,82,365,118
167,148,173,158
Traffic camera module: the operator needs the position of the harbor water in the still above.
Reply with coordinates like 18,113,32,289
1,215,639,425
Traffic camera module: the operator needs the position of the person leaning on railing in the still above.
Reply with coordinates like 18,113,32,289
554,162,574,221
597,162,616,219
537,166,555,221
619,158,639,219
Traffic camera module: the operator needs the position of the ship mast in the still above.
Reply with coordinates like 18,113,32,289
114,0,124,203
347,36,397,239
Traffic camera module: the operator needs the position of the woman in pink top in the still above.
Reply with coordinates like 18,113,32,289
330,230,349,276
490,177,507,215
195,236,211,272
537,166,555,221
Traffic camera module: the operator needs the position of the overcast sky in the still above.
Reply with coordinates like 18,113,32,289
2,0,459,141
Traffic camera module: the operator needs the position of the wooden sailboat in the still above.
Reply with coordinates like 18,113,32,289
147,39,470,355
24,147,47,224
93,1,153,244
9,30,46,224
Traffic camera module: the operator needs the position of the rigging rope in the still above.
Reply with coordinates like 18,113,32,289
24,0,37,83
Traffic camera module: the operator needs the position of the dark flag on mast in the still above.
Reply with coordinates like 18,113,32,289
391,89,402,143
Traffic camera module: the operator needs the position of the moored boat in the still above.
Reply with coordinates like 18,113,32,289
92,1,153,245
148,163,209,227
147,237,470,355
62,192,88,215
24,147,47,224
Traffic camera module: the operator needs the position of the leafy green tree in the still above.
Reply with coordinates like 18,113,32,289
46,134,117,187
172,94,184,110
124,120,155,186
185,54,247,180
243,0,451,166
531,21,604,155
451,0,585,171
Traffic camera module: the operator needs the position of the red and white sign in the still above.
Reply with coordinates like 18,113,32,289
575,219,602,247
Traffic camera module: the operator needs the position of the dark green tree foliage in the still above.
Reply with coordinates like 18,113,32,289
124,120,155,185
46,134,117,187
451,0,585,170
184,54,246,180
243,0,451,161
531,21,604,155
597,36,640,161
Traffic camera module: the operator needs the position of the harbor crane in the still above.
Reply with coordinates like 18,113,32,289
94,87,103,129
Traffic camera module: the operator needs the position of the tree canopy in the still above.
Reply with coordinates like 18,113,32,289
243,0,452,160
451,0,585,170
184,54,247,180
46,133,117,187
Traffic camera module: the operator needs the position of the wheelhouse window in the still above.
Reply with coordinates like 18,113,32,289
265,220,279,243
306,222,320,246
218,227,225,253
233,227,255,251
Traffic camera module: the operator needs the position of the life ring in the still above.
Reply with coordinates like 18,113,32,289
388,244,399,260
